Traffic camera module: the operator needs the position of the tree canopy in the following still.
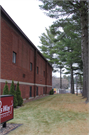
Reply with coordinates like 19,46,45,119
39,0,88,100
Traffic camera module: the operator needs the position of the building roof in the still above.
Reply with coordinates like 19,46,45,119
0,5,52,68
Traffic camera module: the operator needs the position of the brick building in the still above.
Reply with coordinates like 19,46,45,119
0,6,52,99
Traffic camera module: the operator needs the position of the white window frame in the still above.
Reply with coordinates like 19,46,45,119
12,52,16,63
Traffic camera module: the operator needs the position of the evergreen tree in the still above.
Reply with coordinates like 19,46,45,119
39,27,56,65
49,89,54,95
16,82,23,106
57,22,82,94
38,26,64,88
39,0,88,100
39,20,82,94
9,80,18,108
3,81,9,95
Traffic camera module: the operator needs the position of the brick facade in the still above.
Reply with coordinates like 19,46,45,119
0,6,52,99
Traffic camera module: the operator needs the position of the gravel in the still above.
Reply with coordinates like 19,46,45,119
0,123,22,135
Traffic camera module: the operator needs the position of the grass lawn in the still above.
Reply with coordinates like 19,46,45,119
8,94,89,135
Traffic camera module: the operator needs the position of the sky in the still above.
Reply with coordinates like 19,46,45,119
0,0,60,78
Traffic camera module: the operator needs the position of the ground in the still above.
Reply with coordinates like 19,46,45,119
7,94,89,135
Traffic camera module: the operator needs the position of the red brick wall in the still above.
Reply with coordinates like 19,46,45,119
36,53,46,85
1,82,52,99
1,15,52,98
1,17,35,83
47,64,52,86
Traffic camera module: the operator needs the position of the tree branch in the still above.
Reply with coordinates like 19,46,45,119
69,1,80,9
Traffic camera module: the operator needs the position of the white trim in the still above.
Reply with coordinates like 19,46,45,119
29,97,34,99
0,79,52,87
35,83,45,87
23,98,26,101
36,96,39,98
47,85,52,88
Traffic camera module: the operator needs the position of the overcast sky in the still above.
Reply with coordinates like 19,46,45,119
0,0,54,46
0,0,60,77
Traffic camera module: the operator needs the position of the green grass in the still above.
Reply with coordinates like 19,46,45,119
8,94,89,135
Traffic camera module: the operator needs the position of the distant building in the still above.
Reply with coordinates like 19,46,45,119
0,6,52,99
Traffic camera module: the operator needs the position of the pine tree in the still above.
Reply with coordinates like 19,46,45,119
9,80,18,108
3,81,9,95
56,22,82,94
38,26,64,88
39,27,56,65
39,0,88,100
16,82,23,106
39,20,82,94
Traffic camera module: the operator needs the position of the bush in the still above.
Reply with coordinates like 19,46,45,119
16,82,23,106
49,89,54,95
9,80,18,108
2,81,9,95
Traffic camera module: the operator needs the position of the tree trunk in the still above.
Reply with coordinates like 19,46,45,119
60,67,62,89
70,64,74,94
80,1,88,99
76,76,78,96
87,2,89,102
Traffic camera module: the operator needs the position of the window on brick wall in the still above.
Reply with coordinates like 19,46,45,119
29,86,32,97
36,87,38,96
30,63,32,71
37,67,39,74
12,51,16,63
23,74,25,78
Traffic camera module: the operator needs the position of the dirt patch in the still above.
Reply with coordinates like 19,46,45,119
0,123,22,135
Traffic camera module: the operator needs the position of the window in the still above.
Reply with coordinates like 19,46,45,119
30,63,32,71
23,74,25,78
29,86,32,97
36,87,38,96
44,71,45,77
12,52,16,63
37,67,38,74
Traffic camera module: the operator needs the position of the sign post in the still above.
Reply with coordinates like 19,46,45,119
0,95,14,127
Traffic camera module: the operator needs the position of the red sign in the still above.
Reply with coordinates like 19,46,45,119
0,95,13,124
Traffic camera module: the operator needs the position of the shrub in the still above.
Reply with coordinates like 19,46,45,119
49,89,54,95
9,80,18,108
16,82,23,106
2,81,9,95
